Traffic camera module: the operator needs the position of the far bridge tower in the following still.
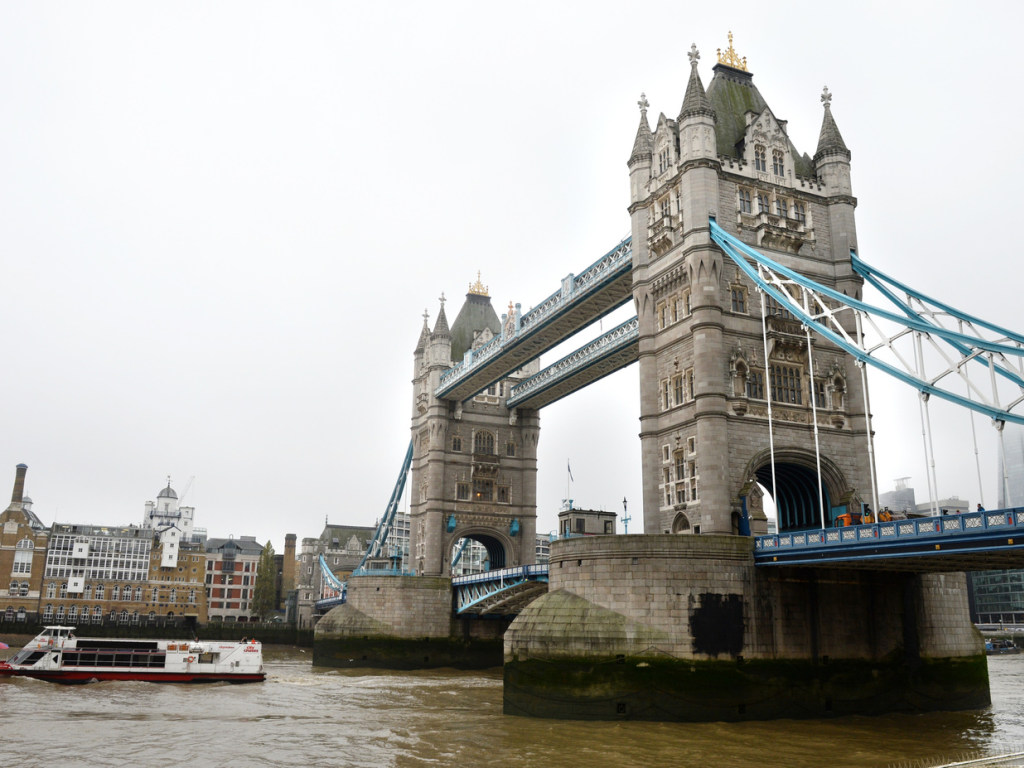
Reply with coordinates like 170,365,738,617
409,277,540,577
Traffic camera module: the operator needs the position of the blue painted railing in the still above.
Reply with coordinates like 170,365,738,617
451,563,549,586
755,508,1024,563
452,564,550,615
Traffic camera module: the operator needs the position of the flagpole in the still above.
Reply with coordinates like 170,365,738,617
566,459,573,510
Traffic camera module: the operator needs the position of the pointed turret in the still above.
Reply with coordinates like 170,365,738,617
628,93,653,168
432,293,450,338
427,293,453,369
814,85,850,162
676,44,718,167
414,309,430,353
678,44,715,122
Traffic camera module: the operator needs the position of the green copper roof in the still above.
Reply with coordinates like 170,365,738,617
705,64,814,178
449,292,500,364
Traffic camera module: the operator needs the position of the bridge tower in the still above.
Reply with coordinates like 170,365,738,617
628,38,871,536
409,278,540,577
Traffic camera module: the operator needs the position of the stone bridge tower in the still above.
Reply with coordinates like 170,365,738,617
408,278,540,577
628,38,871,536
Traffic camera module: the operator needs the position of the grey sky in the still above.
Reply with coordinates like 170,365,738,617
2,2,1021,549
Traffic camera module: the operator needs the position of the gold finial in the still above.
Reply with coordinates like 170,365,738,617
468,271,489,297
716,31,748,72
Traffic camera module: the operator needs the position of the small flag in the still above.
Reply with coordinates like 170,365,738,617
567,460,574,482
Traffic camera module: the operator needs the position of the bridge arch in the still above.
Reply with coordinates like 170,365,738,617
740,448,855,532
447,528,512,573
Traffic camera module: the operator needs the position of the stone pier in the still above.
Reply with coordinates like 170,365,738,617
503,535,988,721
314,574,508,669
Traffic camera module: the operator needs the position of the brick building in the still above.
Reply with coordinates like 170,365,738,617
204,536,264,622
0,465,49,624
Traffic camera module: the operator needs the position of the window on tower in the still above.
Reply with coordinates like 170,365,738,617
473,431,495,455
473,479,494,502
738,188,752,214
772,150,784,176
770,364,803,405
658,147,671,175
754,145,767,172
731,286,747,314
747,370,765,400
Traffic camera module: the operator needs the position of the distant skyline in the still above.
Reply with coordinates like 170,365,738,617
3,2,1022,549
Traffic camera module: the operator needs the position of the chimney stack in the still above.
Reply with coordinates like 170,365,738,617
10,463,27,504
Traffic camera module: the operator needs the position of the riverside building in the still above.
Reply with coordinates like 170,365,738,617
39,480,208,626
0,465,49,624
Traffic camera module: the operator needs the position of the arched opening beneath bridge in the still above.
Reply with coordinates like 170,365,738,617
742,449,852,533
449,532,507,575
755,462,832,532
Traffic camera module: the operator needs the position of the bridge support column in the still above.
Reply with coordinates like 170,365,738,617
313,574,508,669
504,535,988,721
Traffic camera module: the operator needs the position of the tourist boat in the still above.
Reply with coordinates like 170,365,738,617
0,626,265,684
985,639,1021,656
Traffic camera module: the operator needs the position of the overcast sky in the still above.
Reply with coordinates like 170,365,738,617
2,2,1022,550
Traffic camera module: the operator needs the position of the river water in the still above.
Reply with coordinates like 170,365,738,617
2,643,1024,768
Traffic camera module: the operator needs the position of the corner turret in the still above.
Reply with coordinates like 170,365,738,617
814,85,852,196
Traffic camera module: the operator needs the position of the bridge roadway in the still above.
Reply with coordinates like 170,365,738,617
451,508,1024,616
317,509,1024,615
754,507,1024,571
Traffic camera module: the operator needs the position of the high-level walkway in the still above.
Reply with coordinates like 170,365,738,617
435,237,633,402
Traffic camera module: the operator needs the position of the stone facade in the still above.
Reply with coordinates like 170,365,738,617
628,43,871,536
408,284,540,577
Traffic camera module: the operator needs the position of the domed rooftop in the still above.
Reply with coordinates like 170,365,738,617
157,483,178,500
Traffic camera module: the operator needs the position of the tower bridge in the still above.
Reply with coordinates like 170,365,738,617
316,35,1021,721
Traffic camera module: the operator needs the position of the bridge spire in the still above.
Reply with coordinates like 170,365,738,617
414,307,430,352
814,84,849,161
432,296,450,336
679,44,715,121
629,93,653,167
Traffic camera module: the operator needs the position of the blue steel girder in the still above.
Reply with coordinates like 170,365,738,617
506,317,639,410
452,564,550,615
353,440,414,574
708,219,1024,426
435,238,633,402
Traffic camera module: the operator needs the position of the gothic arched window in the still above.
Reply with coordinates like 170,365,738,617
772,149,784,176
473,431,495,455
